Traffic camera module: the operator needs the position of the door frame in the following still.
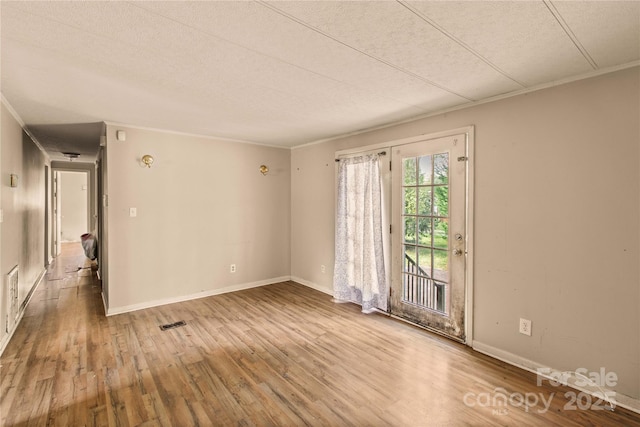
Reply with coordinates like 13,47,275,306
53,170,61,257
51,161,97,253
335,125,475,344
44,165,50,266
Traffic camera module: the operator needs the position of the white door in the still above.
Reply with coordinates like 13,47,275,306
44,165,49,266
390,133,468,341
54,171,62,256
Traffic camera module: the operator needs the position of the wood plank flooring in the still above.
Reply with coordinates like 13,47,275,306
1,243,639,426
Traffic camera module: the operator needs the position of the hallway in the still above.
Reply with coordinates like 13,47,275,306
1,243,105,425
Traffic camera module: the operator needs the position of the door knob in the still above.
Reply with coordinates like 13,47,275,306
453,249,463,256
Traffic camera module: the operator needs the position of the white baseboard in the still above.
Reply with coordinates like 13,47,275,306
290,276,332,296
473,341,640,415
101,291,108,316
0,269,46,357
106,276,292,316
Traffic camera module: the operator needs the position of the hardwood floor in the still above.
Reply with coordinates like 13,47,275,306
1,244,639,426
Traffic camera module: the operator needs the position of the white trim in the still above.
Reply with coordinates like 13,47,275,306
101,291,108,315
335,126,477,157
334,126,475,158
103,121,290,150
20,269,46,312
106,276,291,316
0,269,46,357
335,141,396,157
290,276,333,295
1,94,25,127
473,341,640,415
295,62,639,150
27,132,51,161
464,127,475,346
473,340,542,372
1,94,50,159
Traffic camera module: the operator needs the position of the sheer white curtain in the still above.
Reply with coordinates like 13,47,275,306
333,154,388,313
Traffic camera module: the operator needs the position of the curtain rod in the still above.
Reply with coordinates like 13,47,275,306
335,151,386,162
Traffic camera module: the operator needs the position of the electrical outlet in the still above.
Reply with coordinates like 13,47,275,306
321,265,326,273
519,318,532,336
129,207,137,217
230,264,236,273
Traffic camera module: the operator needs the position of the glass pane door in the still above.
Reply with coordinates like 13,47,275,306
401,153,450,313
390,134,467,341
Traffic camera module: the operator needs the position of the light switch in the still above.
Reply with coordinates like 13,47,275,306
129,207,137,217
0,208,3,223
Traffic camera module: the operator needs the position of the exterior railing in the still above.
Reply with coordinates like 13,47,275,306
403,253,445,312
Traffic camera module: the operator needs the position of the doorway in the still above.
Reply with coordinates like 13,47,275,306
334,127,474,343
389,130,472,342
53,170,90,255
44,165,50,266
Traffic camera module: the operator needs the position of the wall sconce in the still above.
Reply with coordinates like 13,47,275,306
141,154,154,168
259,165,269,175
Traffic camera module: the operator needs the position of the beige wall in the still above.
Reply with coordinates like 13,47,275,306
1,102,48,349
291,67,640,399
104,126,291,312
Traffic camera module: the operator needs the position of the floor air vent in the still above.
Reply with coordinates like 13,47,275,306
159,320,186,331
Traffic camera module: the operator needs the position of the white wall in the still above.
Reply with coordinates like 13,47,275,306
291,67,640,400
0,101,48,352
59,171,88,242
105,126,291,313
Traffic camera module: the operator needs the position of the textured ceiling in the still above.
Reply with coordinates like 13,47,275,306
1,1,639,157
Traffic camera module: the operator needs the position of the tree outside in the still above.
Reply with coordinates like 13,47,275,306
402,154,450,275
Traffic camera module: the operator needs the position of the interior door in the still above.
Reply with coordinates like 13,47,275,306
54,171,62,256
390,134,467,341
44,165,49,266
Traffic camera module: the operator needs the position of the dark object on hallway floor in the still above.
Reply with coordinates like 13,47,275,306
80,232,98,260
